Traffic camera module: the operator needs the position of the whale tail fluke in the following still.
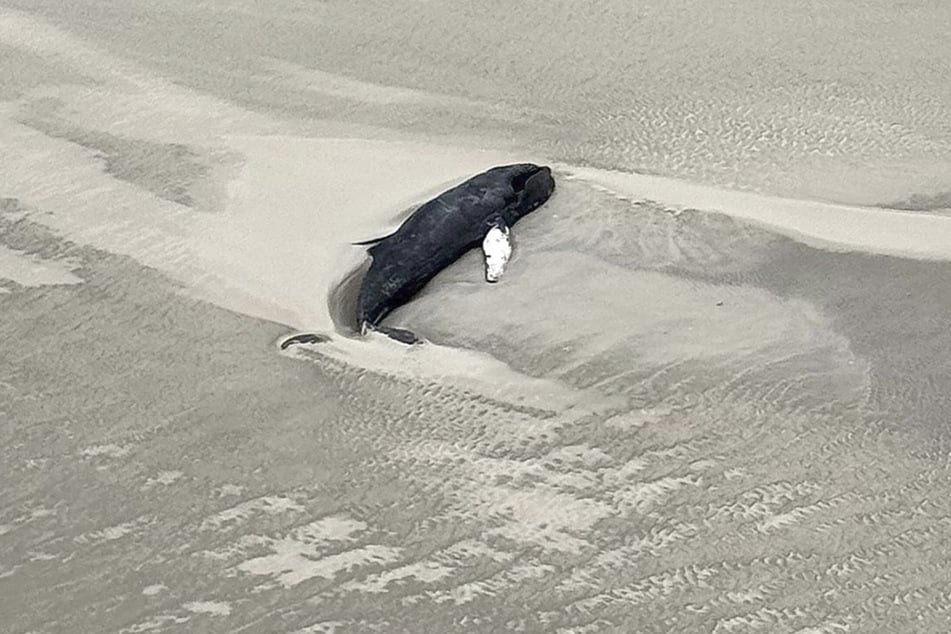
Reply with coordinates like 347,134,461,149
279,332,331,350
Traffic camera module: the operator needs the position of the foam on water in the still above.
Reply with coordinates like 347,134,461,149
0,243,82,287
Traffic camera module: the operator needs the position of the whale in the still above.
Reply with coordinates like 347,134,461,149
280,163,555,350
355,163,555,344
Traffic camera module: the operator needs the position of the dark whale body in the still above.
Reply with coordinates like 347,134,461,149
357,163,555,343
278,163,554,350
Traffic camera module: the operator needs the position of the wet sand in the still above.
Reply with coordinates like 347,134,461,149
3,3,951,633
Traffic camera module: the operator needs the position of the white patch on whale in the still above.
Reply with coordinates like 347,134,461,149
482,224,512,283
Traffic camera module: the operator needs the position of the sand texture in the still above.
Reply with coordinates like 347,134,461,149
3,3,951,633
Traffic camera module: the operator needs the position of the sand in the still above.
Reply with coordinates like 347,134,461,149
3,2,951,633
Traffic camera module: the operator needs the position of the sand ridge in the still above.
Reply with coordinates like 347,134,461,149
4,3,951,632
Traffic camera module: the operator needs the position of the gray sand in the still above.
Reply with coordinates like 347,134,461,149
3,2,951,633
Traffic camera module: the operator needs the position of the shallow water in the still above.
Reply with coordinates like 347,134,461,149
2,2,951,633
7,0,950,206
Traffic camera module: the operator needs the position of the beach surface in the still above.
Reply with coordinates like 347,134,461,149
2,2,951,632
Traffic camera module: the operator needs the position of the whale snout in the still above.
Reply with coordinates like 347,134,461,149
530,165,555,193
508,164,555,217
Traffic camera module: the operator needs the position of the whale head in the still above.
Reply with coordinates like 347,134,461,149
496,164,555,223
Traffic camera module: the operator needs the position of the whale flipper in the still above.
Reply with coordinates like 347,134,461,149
482,218,512,283
352,234,393,246
376,325,420,345
361,321,420,345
